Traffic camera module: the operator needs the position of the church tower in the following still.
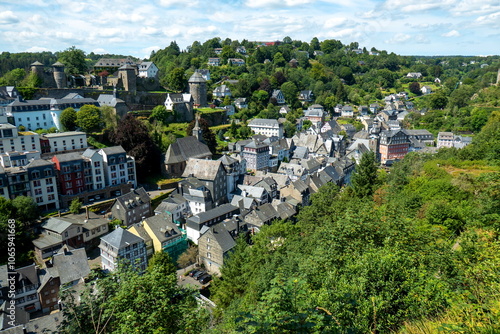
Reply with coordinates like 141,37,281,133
192,113,204,143
188,71,207,107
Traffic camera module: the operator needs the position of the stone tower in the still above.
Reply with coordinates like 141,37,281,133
188,71,207,107
52,61,66,89
497,68,500,86
192,113,204,142
118,64,137,92
369,119,381,162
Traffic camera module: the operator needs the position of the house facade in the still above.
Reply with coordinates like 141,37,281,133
111,187,151,227
248,118,284,138
379,130,410,163
242,140,269,172
99,227,148,272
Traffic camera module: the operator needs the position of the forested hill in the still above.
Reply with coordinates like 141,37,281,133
209,110,500,333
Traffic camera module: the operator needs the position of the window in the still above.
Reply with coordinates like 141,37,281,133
48,194,55,201
94,161,100,167
65,182,71,188
35,189,42,195
207,252,211,258
33,180,41,187
64,174,71,181
45,178,53,185
36,197,43,203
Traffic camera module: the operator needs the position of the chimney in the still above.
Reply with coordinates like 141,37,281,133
58,210,61,217
86,206,89,219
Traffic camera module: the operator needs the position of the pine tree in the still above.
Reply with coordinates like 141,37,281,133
351,151,378,198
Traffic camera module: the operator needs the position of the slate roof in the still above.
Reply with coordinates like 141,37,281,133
53,152,84,163
271,200,296,220
25,159,53,168
143,214,181,243
115,187,150,209
237,184,266,199
100,146,126,155
32,233,62,249
51,247,90,285
188,71,206,83
205,224,236,253
100,227,144,249
97,94,125,107
42,217,74,234
187,204,239,225
164,136,212,164
244,203,278,227
182,159,224,180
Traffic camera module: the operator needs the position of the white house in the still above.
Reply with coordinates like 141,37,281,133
137,62,159,78
82,148,106,191
213,85,232,98
248,118,284,138
42,131,88,153
421,86,432,95
98,146,137,188
0,123,41,156
6,96,99,131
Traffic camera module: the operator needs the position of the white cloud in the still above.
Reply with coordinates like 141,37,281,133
442,30,460,37
98,28,122,38
0,11,19,24
140,26,160,36
159,0,199,7
245,0,313,8
475,11,500,27
324,17,348,28
25,46,50,52
385,33,411,44
140,46,161,59
92,48,107,54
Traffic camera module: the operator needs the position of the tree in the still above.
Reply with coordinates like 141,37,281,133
0,68,26,86
429,91,448,109
60,107,77,131
11,196,39,224
177,245,198,268
76,105,102,133
110,115,162,181
280,82,298,106
147,251,176,275
149,105,170,125
350,151,378,198
58,46,87,75
166,68,186,92
272,52,286,67
100,105,119,130
69,198,82,214
409,82,421,95
21,72,42,88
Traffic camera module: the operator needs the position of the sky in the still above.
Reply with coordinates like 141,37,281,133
0,0,499,59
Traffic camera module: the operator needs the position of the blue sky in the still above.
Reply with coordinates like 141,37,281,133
0,0,498,58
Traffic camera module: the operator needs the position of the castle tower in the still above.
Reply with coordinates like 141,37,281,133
497,68,500,86
192,113,204,143
30,61,44,86
188,71,207,107
52,61,66,89
118,64,137,92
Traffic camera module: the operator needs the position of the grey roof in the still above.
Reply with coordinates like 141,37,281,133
31,61,43,66
82,148,98,158
25,159,53,168
100,227,144,249
188,71,206,83
52,247,91,285
42,217,74,234
143,214,181,243
100,145,126,155
292,179,309,193
249,118,279,127
24,312,63,334
187,204,239,225
97,94,125,107
44,131,86,138
204,224,236,253
237,184,266,199
218,154,238,166
52,61,64,67
182,159,224,180
53,152,84,163
32,233,62,249
118,64,136,70
165,136,212,164
231,195,257,210
271,200,296,220
115,187,150,209
245,203,278,226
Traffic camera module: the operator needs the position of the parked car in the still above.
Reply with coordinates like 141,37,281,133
189,269,200,277
193,270,206,280
199,274,212,284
